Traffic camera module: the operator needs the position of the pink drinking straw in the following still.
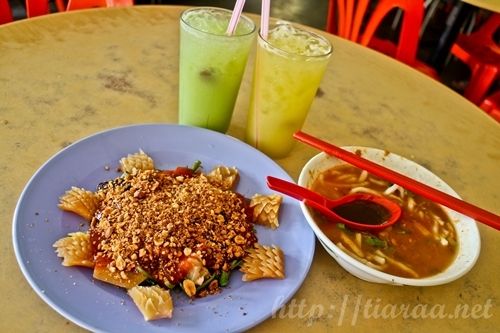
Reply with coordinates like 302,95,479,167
261,0,271,40
226,0,246,35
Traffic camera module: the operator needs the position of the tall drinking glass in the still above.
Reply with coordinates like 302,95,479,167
179,7,256,133
246,23,333,158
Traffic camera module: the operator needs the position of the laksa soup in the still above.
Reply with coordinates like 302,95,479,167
310,164,458,279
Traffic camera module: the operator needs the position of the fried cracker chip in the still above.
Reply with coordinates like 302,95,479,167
92,264,148,289
58,187,100,220
240,244,285,281
128,285,173,321
53,232,94,268
207,166,239,190
249,194,282,229
119,150,155,175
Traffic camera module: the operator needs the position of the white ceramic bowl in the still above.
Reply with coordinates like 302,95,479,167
298,147,481,286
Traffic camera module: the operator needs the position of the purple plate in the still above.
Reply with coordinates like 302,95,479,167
12,124,315,333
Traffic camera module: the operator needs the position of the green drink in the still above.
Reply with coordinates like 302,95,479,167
179,7,256,133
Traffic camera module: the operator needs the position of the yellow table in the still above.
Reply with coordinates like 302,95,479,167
461,0,500,12
1,6,499,333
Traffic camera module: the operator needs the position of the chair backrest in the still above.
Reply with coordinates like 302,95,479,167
0,0,14,24
469,13,499,50
26,0,50,18
66,0,133,11
326,0,423,64
326,0,369,42
0,0,134,24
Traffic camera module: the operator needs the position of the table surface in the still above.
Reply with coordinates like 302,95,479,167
460,0,500,12
1,5,499,333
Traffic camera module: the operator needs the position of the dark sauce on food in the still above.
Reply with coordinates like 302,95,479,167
332,200,390,225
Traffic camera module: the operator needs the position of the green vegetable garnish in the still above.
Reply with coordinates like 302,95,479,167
337,223,353,233
196,273,217,292
136,266,160,286
196,260,242,291
190,160,202,173
139,278,158,287
365,236,388,248
219,271,230,287
230,259,242,270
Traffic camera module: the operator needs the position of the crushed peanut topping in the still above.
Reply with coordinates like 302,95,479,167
90,169,256,289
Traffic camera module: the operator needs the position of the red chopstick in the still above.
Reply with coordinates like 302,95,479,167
294,131,500,230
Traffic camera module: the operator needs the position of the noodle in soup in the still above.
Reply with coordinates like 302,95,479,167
310,164,458,278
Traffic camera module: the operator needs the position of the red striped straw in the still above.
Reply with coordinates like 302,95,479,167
226,0,246,35
261,0,271,40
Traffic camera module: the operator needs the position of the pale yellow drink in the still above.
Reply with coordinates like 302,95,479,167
246,24,332,158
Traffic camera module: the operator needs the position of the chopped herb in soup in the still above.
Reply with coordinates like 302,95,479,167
310,164,458,278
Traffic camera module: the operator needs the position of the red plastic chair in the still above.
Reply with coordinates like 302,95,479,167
26,0,50,18
66,0,132,11
480,90,500,123
326,0,438,79
0,0,14,24
451,13,500,105
26,0,133,17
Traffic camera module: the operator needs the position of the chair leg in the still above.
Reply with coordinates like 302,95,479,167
421,0,440,37
480,91,500,122
25,0,50,17
490,109,500,122
55,0,66,11
430,2,474,72
464,65,498,105
326,0,335,33
0,0,13,24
